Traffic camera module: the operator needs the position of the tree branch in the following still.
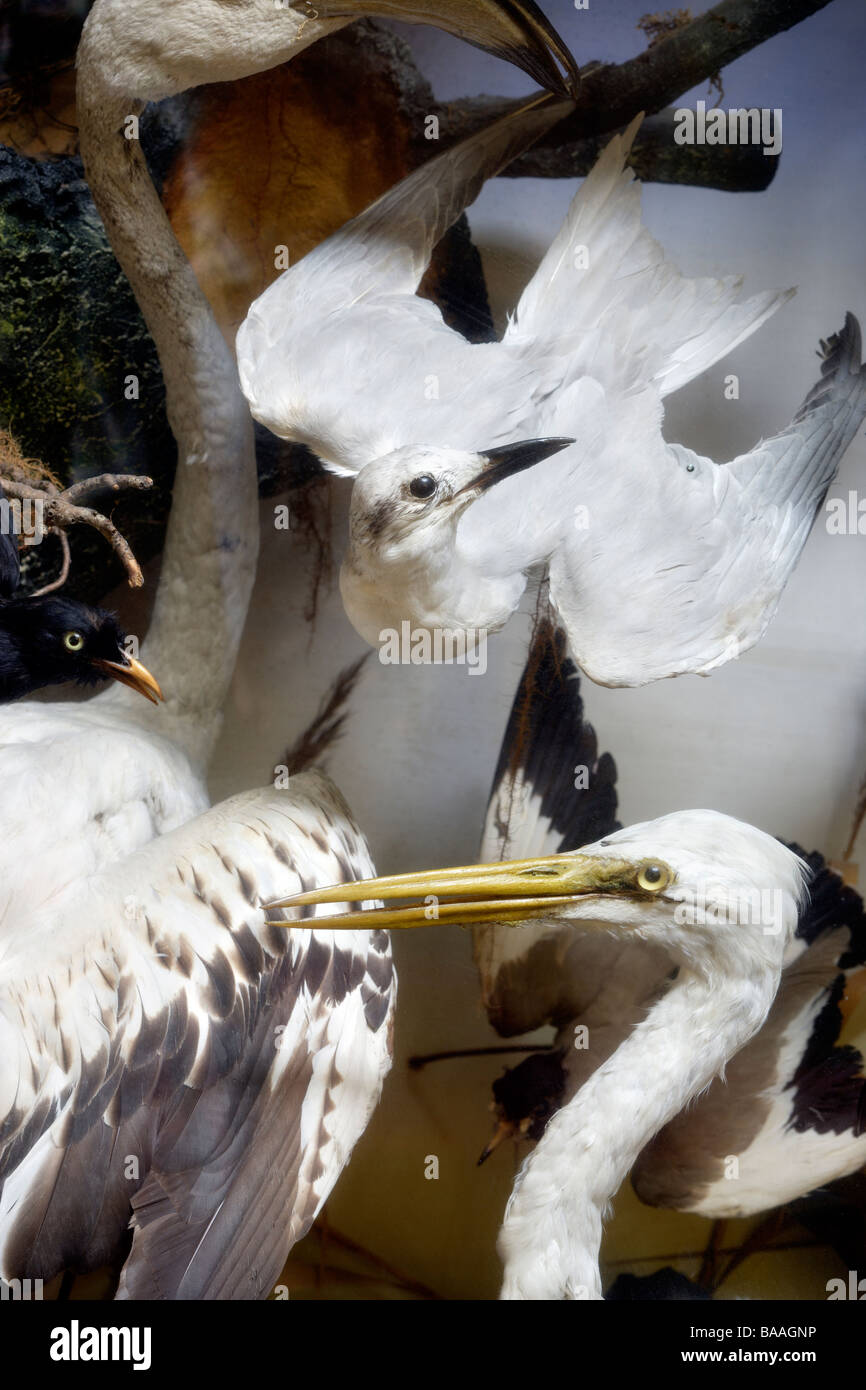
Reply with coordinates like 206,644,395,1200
439,100,778,190
547,0,834,138
436,0,833,188
30,529,71,597
1,473,153,589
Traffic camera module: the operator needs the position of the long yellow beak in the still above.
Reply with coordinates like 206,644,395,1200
303,1,579,97
266,852,650,930
93,656,164,705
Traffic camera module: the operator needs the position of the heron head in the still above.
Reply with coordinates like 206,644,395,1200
267,810,808,979
348,437,575,557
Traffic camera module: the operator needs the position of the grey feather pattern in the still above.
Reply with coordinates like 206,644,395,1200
0,773,394,1298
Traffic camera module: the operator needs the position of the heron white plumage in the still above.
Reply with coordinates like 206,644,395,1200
238,109,866,687
472,623,866,1251
271,800,809,1299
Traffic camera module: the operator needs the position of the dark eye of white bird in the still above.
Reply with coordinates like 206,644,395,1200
63,631,85,652
409,474,437,500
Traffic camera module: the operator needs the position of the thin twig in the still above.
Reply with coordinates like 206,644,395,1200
30,529,71,597
312,1222,442,1301
1,474,153,589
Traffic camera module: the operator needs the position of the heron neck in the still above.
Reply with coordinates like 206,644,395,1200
75,44,263,770
498,963,778,1300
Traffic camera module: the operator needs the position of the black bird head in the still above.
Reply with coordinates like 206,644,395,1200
478,1049,568,1164
0,596,163,704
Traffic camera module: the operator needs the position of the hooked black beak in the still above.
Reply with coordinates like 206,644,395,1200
92,655,164,705
292,2,579,98
460,437,575,496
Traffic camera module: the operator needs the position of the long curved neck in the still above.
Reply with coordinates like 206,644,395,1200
74,3,342,770
498,963,778,1300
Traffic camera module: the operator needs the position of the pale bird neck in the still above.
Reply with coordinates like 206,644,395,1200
498,961,779,1300
342,529,526,643
76,34,265,769
77,1,344,102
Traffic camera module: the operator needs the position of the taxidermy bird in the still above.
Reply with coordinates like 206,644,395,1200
272,621,866,1298
472,623,866,1222
271,790,810,1298
0,505,161,704
48,0,580,902
0,772,394,1300
421,622,866,1294
238,112,866,687
0,0,575,1299
0,597,162,705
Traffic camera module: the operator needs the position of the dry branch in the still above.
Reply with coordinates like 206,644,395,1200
0,473,153,589
438,0,833,188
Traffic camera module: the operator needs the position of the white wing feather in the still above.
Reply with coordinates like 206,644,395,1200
506,114,793,396
236,93,572,469
0,773,394,1298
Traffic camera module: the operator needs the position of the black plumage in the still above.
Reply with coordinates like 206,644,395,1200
487,617,620,857
0,493,159,703
0,595,134,701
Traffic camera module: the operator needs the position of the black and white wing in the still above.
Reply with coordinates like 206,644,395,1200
0,772,394,1300
632,851,866,1218
474,620,625,1035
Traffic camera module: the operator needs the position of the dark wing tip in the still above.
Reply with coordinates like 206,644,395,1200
487,618,620,858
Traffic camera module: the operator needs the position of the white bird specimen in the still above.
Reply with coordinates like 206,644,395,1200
272,799,809,1299
238,110,866,687
0,0,576,1297
474,623,866,1246
0,775,394,1299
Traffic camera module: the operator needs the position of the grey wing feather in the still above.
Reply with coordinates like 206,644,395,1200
731,313,866,523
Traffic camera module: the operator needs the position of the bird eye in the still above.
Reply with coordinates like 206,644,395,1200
408,474,437,500
63,631,84,652
636,862,671,892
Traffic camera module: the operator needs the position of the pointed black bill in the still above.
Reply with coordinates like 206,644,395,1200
461,436,575,495
292,1,580,98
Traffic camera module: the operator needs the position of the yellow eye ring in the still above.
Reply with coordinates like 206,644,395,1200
63,631,84,652
636,861,671,893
